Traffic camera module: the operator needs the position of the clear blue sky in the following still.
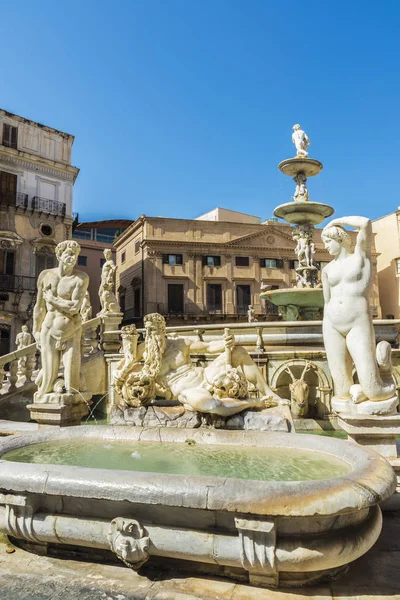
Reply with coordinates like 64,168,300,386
2,1,400,222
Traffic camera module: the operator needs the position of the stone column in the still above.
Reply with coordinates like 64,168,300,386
225,254,234,314
195,254,204,311
253,256,262,313
187,253,196,311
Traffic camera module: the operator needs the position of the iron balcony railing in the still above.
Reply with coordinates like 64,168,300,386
0,274,37,293
0,191,28,207
31,196,66,217
207,305,223,314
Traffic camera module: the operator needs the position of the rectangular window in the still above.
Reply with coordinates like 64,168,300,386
0,250,15,275
236,284,251,314
261,258,284,268
2,124,18,149
163,254,183,265
0,171,17,206
36,252,54,276
168,284,184,313
203,255,221,267
78,255,87,266
235,256,249,267
135,240,141,253
207,284,222,313
121,251,126,264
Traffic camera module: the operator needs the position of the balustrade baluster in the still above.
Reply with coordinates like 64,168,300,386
8,360,19,391
25,353,36,383
0,366,5,391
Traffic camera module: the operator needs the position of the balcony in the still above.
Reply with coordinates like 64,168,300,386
0,274,37,293
32,196,66,217
14,194,66,218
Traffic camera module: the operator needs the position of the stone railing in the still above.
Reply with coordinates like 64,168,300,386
0,343,38,394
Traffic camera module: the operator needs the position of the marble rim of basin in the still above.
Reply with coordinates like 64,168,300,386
260,287,324,309
0,426,394,589
274,201,334,225
278,157,323,177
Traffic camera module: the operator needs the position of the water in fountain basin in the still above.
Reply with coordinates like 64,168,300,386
2,439,350,481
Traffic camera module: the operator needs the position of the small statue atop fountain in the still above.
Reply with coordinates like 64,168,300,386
80,291,92,323
32,240,89,400
292,124,310,158
322,216,397,414
114,312,285,417
293,171,309,202
99,249,120,315
247,305,257,323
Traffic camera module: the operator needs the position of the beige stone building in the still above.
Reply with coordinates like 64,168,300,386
0,109,79,354
373,209,400,319
72,219,133,315
114,208,382,324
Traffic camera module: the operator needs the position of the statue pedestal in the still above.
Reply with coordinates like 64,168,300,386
337,412,400,458
332,395,398,416
28,391,92,427
99,312,123,353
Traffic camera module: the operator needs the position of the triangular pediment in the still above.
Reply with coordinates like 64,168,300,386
225,225,294,249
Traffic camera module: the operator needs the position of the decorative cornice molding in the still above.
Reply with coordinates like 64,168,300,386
0,152,77,182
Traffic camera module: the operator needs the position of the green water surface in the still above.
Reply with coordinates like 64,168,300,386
2,439,351,482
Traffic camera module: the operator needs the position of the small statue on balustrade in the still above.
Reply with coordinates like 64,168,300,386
80,291,92,323
15,325,32,377
114,313,286,417
247,305,257,323
98,249,120,315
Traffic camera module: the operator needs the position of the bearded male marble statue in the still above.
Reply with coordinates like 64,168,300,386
33,240,89,401
114,313,284,416
322,216,397,414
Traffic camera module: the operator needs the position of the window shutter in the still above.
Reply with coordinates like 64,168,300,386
162,254,168,264
176,254,183,265
202,256,207,266
3,124,10,145
11,126,17,149
289,260,295,269
260,258,265,267
276,259,284,268
215,256,221,267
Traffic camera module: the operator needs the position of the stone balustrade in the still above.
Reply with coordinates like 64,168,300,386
0,343,38,394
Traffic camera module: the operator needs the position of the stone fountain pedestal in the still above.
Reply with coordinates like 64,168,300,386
27,391,92,427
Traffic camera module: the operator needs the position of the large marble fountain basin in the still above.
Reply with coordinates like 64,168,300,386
0,426,395,589
260,286,324,308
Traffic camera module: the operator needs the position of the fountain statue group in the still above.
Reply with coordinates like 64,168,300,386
114,313,285,417
27,124,398,423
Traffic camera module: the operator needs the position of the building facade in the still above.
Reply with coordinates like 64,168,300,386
0,109,79,354
72,219,133,315
114,209,382,325
373,209,400,319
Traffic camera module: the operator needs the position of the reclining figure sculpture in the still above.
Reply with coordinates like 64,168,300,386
114,313,284,417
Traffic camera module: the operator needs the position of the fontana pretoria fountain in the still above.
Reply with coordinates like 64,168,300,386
0,126,398,591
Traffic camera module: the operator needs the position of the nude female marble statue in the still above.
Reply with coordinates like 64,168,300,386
114,313,284,416
321,216,396,411
33,240,89,399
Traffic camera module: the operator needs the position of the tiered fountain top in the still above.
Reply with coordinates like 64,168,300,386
260,125,335,320
274,124,334,225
